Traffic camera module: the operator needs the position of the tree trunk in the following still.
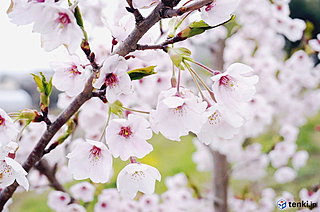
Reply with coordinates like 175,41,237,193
212,150,228,212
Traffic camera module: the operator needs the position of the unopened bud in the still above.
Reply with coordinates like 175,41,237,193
171,76,177,87
112,37,118,46
81,40,91,56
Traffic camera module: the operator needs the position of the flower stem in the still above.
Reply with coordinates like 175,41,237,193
121,107,150,114
185,58,215,74
16,121,30,142
184,61,217,102
176,68,182,95
99,108,112,142
185,63,205,99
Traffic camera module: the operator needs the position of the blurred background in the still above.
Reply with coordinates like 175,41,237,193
0,0,320,211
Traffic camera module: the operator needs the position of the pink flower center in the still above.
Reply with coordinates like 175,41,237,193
105,73,119,87
101,203,107,208
0,115,5,126
208,111,221,125
59,196,66,201
205,1,216,12
277,5,282,11
173,104,186,116
90,146,102,158
68,65,82,76
57,13,71,26
119,126,133,138
219,75,235,87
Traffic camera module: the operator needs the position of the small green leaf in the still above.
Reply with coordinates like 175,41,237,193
177,47,191,56
128,66,157,80
109,100,124,117
31,74,44,92
31,72,52,112
189,21,211,28
177,16,236,39
167,47,192,68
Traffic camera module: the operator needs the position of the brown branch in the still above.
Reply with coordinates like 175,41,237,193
92,89,108,103
35,159,76,203
161,0,213,18
136,36,186,51
211,150,229,212
113,0,213,56
137,15,233,52
126,0,144,23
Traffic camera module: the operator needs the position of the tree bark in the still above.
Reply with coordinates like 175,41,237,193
212,151,229,212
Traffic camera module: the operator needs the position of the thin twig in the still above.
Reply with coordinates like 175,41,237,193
35,159,76,203
126,0,144,23
161,0,213,18
113,0,213,56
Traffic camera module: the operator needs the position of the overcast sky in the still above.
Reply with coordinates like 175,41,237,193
0,0,52,73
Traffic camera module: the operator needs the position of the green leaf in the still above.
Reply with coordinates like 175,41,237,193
31,74,44,92
128,66,157,80
178,16,236,39
109,100,124,117
167,47,192,67
31,72,52,111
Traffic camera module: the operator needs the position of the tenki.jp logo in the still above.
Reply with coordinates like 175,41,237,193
277,199,287,210
277,199,318,210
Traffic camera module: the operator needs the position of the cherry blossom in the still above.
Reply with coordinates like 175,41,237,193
299,188,320,203
274,167,297,184
0,108,18,146
7,0,54,25
67,139,113,183
150,88,207,141
211,63,259,112
106,114,153,161
66,204,86,212
0,142,19,160
32,5,83,52
196,92,244,145
117,163,161,199
201,0,240,26
51,55,89,97
94,54,133,102
192,139,213,172
138,194,159,211
231,144,269,181
309,34,320,59
70,182,96,202
309,34,320,51
269,141,296,168
0,157,29,191
78,98,109,139
47,190,70,212
165,172,188,189
292,150,309,170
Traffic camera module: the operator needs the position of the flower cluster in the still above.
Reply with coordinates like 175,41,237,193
2,0,320,211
